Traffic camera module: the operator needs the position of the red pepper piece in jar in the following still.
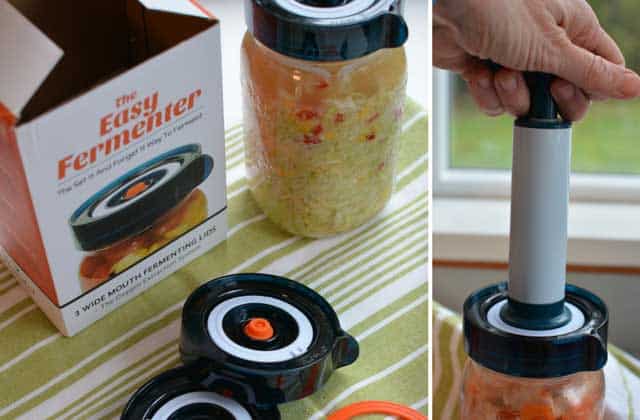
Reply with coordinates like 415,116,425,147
335,113,346,123
366,133,377,141
312,124,323,135
296,109,318,120
315,80,329,89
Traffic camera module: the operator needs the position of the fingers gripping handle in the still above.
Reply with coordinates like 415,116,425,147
483,62,559,121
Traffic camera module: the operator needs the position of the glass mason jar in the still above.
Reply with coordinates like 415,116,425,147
461,359,605,420
241,0,409,237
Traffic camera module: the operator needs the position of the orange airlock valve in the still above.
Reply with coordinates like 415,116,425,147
244,317,274,341
327,401,427,420
125,181,149,200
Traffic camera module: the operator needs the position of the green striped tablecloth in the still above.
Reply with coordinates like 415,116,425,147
434,303,640,420
0,100,428,420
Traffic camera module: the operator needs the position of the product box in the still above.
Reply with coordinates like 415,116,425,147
0,0,228,336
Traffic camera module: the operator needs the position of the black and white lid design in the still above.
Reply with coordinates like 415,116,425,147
121,365,280,420
180,273,359,405
206,294,315,364
245,0,409,61
70,144,213,251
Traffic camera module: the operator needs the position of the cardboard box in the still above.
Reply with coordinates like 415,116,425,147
0,0,228,336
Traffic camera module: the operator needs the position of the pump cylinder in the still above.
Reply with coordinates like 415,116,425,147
508,125,572,306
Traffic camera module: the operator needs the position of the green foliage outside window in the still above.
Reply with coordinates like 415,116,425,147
450,0,640,175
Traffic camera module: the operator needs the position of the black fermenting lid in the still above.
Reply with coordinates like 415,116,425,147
180,273,359,406
121,364,281,420
244,0,409,61
70,144,213,251
463,283,608,378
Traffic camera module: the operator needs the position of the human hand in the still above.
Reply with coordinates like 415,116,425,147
433,0,640,121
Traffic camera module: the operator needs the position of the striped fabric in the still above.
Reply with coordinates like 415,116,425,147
0,100,428,420
434,303,640,420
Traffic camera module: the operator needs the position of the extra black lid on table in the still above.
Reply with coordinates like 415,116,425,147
244,0,409,61
70,144,213,251
122,274,359,418
463,283,608,379
121,364,281,420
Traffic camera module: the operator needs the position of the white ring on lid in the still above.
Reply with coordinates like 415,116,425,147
207,295,314,363
487,300,585,337
151,391,252,420
273,0,377,17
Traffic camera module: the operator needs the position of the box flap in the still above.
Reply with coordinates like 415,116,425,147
138,0,215,19
0,1,63,120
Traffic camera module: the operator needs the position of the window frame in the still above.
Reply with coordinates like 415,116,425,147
433,69,640,203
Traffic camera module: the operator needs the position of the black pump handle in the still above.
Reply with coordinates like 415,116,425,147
483,60,559,120
525,72,559,120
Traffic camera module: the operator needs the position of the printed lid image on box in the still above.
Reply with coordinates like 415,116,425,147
70,144,214,292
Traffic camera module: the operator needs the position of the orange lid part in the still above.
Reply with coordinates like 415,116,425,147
244,318,274,341
327,401,427,420
125,181,149,200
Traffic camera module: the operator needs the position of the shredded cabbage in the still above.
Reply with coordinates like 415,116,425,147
242,34,407,237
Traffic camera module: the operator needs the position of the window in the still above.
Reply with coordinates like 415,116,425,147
434,0,640,203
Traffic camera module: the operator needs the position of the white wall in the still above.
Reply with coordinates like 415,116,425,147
434,266,640,357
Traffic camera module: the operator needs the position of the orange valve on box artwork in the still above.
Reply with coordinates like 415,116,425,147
70,144,213,291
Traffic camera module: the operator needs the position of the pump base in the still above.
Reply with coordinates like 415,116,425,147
463,282,608,378
499,298,571,331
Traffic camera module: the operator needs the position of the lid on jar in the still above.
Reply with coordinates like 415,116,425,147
463,283,608,378
121,364,281,420
69,144,213,251
180,273,360,406
244,0,409,61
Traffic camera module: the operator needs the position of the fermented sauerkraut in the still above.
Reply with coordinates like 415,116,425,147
461,359,605,420
241,33,407,237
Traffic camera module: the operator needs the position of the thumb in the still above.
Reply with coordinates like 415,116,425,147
556,41,640,99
